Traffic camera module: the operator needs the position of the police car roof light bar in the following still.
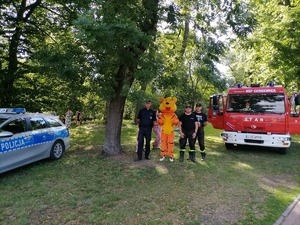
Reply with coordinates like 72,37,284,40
0,108,26,114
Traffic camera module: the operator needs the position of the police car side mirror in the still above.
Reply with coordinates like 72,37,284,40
0,131,14,138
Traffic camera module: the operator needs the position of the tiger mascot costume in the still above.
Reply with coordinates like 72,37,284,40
157,97,179,162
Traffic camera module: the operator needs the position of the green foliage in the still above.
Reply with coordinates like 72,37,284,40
226,0,256,37
148,0,251,108
1,0,249,113
1,0,283,155
74,1,160,101
0,0,92,108
228,0,300,92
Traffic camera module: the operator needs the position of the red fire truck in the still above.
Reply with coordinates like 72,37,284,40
208,83,300,154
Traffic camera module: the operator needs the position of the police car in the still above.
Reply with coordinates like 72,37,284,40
0,108,70,173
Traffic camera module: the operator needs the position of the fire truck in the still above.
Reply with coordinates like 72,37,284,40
208,83,300,154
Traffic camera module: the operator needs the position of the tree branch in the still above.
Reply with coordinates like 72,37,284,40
23,0,42,21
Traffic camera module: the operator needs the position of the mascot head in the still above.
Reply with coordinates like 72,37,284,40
159,97,177,113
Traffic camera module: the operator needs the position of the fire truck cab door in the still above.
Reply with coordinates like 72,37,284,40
208,95,224,129
289,93,300,134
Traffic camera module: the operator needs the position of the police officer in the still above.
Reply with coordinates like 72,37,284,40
136,100,157,160
194,103,208,161
179,104,198,162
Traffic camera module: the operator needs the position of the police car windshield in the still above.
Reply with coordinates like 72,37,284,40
227,93,285,114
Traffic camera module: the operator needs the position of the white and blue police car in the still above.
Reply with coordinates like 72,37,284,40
0,108,70,173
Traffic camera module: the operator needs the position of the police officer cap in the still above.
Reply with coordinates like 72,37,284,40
185,104,192,108
196,103,202,107
145,100,152,103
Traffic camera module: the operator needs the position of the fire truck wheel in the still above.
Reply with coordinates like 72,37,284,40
278,148,287,155
225,143,234,150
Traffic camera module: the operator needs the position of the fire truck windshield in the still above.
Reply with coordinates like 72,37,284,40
227,93,285,114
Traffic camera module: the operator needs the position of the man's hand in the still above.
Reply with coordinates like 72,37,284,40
180,132,185,138
192,132,196,138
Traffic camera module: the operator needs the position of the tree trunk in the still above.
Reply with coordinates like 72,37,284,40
181,17,190,56
133,82,147,124
103,95,126,155
134,104,139,125
103,0,159,155
103,64,134,155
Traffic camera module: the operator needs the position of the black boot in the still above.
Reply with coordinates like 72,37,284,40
187,152,191,160
179,151,184,162
191,152,197,163
201,152,206,161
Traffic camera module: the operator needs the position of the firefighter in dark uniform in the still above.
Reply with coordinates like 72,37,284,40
194,103,208,161
136,100,157,160
178,104,198,162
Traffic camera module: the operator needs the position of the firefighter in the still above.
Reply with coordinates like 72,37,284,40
178,105,198,162
194,103,208,161
136,100,157,160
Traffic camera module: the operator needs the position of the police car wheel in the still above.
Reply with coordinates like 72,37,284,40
50,140,65,160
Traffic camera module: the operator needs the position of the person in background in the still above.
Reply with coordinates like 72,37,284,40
75,110,82,126
59,114,65,124
178,104,198,163
194,103,208,161
152,110,161,150
136,100,157,161
65,108,73,128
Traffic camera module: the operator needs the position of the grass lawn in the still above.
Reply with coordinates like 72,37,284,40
0,121,299,225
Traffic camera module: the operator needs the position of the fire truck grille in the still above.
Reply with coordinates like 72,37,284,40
244,139,264,144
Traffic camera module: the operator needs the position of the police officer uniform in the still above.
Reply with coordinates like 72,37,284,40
137,100,156,160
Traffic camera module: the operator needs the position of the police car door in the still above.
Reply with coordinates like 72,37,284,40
0,118,34,172
30,117,55,156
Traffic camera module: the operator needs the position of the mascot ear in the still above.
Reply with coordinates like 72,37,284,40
160,97,165,102
172,97,177,103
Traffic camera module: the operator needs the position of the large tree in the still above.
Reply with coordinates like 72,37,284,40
0,0,42,106
75,0,160,155
0,0,91,109
75,0,256,155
